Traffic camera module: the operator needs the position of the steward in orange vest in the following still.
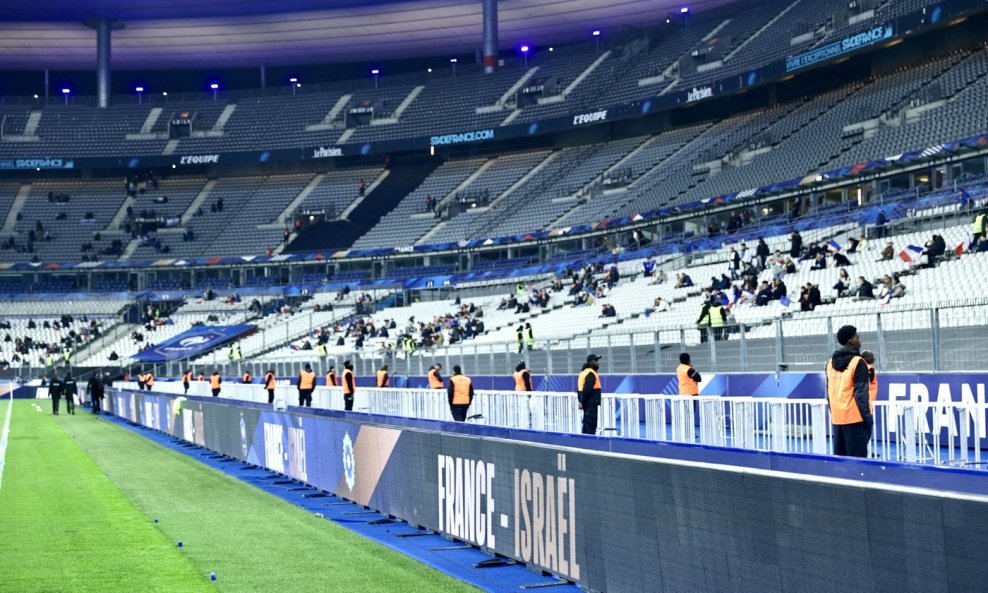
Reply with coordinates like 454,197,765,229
861,350,878,405
676,353,702,396
210,372,222,396
326,367,338,387
144,372,154,390
513,361,532,392
578,354,602,435
242,371,253,384
376,366,390,388
447,365,474,421
341,361,356,411
826,325,873,458
264,370,277,404
427,364,444,389
297,364,316,407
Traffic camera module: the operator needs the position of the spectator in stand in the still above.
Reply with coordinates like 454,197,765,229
756,238,770,270
875,209,888,238
879,242,894,261
832,250,851,267
811,252,827,270
834,268,852,296
425,195,433,212
755,281,773,307
729,247,741,279
890,275,906,299
675,273,693,288
600,303,617,318
790,230,803,258
653,270,668,285
642,257,656,277
358,179,366,196
923,234,946,268
800,283,821,311
771,278,787,301
653,297,670,312
853,276,875,300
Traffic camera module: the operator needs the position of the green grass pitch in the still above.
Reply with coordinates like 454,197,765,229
0,400,478,593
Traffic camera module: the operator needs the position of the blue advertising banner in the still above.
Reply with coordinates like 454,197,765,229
131,324,256,362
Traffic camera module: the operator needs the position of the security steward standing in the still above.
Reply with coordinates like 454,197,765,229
87,372,105,415
49,373,64,415
578,354,602,435
63,371,78,415
514,361,532,392
677,353,702,396
376,365,390,388
342,361,356,411
210,371,222,397
297,363,316,407
243,370,253,384
826,325,873,458
136,370,147,390
264,369,277,404
427,364,444,389
182,369,192,395
144,371,155,391
447,365,474,422
326,366,338,387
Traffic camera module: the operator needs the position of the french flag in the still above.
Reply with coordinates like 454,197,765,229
779,295,793,308
827,239,841,253
898,245,923,262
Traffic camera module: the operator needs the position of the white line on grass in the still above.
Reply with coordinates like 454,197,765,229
0,386,13,492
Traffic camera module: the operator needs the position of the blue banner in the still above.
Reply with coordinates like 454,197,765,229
131,324,256,361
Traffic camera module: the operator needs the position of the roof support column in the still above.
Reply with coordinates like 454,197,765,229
96,18,112,108
482,0,499,74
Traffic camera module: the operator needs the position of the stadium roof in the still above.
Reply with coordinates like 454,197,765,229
0,0,740,69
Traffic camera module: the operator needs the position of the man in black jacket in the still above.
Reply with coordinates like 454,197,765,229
49,373,63,415
63,372,78,415
87,372,105,415
826,325,873,457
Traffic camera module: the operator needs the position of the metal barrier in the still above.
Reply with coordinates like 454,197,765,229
117,382,988,468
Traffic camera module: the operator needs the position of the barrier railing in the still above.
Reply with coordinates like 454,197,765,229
115,382,988,468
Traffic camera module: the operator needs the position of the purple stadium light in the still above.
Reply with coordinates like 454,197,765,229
61,87,70,105
135,86,145,104
209,82,219,101
371,69,380,89
593,30,601,51
289,77,299,95
680,6,689,13
592,30,601,36
520,45,530,67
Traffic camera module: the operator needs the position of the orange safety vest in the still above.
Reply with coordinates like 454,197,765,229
243,373,253,384
326,371,337,387
137,373,146,384
342,369,354,395
376,369,389,387
210,374,221,389
145,374,154,388
826,356,867,425
577,368,601,391
182,372,192,383
197,374,205,381
299,370,315,390
264,372,276,390
450,375,472,405
514,370,530,392
428,368,443,389
677,364,698,396
864,361,878,405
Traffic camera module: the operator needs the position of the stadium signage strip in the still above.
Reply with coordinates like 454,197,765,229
785,22,895,72
112,391,988,593
429,129,495,146
686,86,714,102
312,146,344,158
572,110,608,125
0,158,74,170
178,154,220,165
